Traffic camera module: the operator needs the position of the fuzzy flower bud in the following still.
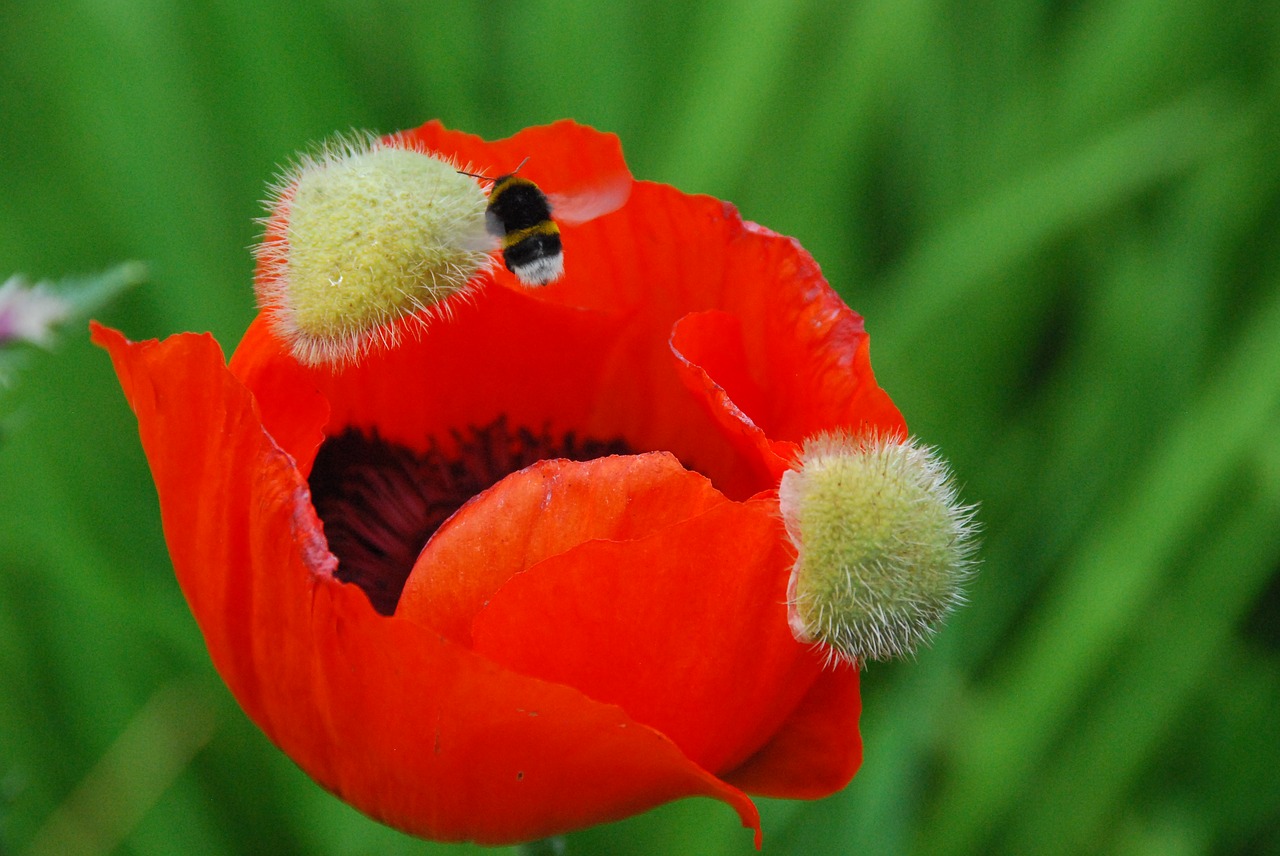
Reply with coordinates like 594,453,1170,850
778,432,978,664
254,133,494,366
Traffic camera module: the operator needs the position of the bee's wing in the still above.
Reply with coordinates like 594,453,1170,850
546,172,631,225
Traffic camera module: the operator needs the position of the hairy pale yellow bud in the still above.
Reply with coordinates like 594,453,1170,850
255,133,494,366
779,433,978,664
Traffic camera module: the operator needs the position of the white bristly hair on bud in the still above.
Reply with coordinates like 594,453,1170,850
254,131,496,367
778,432,979,665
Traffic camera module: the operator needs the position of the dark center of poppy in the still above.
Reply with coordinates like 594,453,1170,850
309,416,633,615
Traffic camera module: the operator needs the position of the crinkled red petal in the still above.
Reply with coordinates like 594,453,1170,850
670,310,794,485
397,453,729,644
470,498,826,776
395,119,632,221
241,122,900,493
229,287,618,472
91,322,762,846
231,281,776,500
226,321,330,471
523,181,907,442
723,665,863,799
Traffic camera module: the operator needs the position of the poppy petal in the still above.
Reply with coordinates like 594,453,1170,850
228,285,623,482
92,322,765,845
397,452,730,644
232,278,778,500
227,315,329,471
523,181,906,442
722,665,863,799
669,285,904,448
712,223,906,443
397,119,632,217
394,120,633,298
670,310,795,484
470,498,826,777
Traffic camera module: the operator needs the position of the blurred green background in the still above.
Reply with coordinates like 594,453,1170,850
2,1,1277,854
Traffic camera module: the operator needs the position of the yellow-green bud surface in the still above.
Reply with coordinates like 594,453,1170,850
256,135,493,366
779,433,978,664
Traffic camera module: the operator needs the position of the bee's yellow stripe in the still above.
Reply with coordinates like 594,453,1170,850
489,174,537,205
501,220,560,250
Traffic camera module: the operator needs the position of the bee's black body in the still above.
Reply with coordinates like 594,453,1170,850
485,174,564,286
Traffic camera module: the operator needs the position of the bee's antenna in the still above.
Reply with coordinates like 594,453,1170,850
458,158,529,182
456,167,496,182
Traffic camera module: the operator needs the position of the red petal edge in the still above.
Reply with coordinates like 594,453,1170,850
91,321,763,847
723,664,863,799
397,452,730,645
470,499,826,776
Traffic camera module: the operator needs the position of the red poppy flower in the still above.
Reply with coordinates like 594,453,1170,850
94,120,906,846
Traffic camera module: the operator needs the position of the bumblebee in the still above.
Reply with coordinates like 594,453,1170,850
456,159,560,286
484,170,564,286
461,158,630,288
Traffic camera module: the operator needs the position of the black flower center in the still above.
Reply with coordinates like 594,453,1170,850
308,416,633,615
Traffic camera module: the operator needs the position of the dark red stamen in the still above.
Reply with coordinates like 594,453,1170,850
309,416,633,615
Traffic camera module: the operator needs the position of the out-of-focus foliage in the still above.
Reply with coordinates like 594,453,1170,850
1,2,1276,854
0,264,144,392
